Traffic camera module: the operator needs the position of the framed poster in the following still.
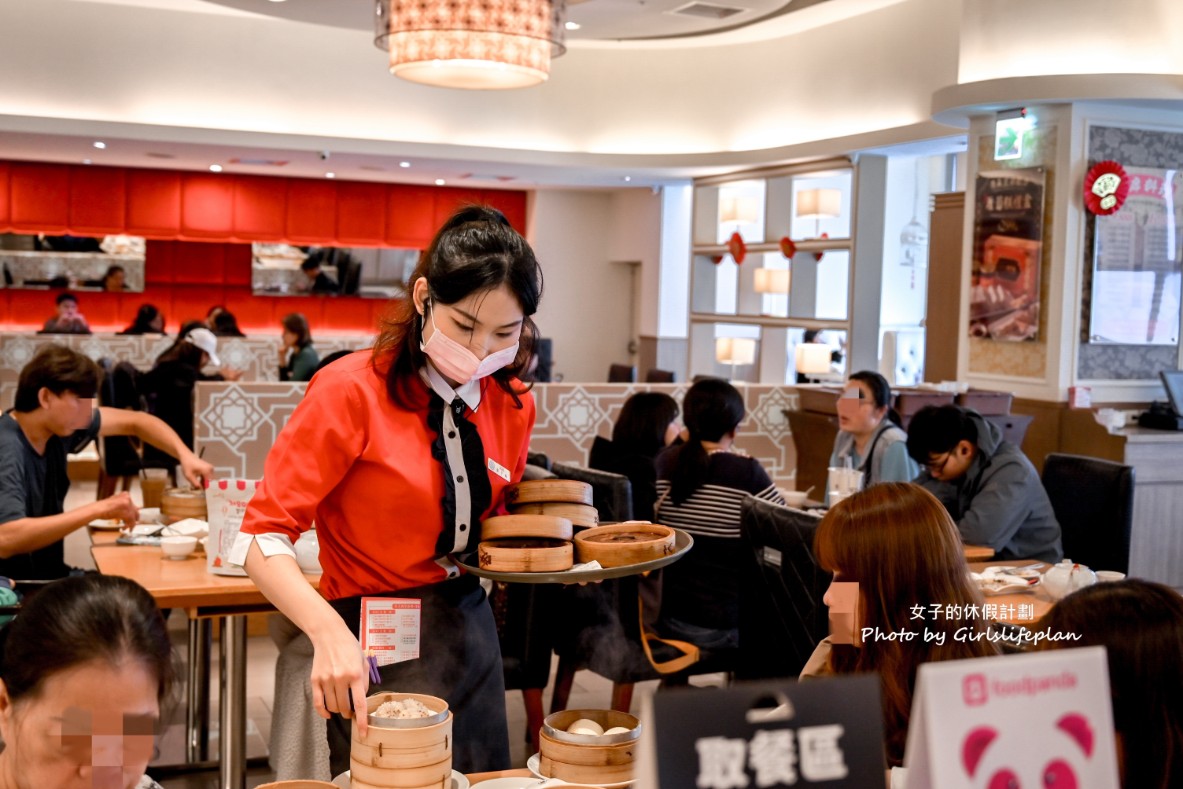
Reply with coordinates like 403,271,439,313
1087,166,1182,345
969,168,1046,342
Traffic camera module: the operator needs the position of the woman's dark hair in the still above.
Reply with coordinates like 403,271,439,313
848,369,902,427
14,345,100,411
1036,580,1183,789
669,378,745,504
612,392,679,458
0,575,175,706
372,205,543,409
154,329,207,368
211,310,246,337
121,303,165,335
55,291,79,306
905,404,978,464
281,313,312,349
102,264,125,283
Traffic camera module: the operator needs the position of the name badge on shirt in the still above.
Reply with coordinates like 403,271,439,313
359,597,422,667
488,457,511,482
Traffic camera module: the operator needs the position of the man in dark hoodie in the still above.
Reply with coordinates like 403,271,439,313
906,404,1062,562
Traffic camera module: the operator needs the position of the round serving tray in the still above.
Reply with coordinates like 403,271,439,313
455,528,693,584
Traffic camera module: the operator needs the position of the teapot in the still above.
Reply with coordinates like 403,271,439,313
1042,559,1097,600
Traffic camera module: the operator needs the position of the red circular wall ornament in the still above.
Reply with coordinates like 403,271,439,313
779,236,797,259
1084,160,1129,215
813,232,829,262
728,232,747,265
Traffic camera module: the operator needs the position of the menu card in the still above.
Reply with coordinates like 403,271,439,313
904,647,1119,788
644,678,885,788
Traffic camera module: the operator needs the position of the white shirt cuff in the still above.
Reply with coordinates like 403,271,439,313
228,530,297,567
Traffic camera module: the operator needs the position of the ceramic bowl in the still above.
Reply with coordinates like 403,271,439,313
1095,570,1126,583
160,535,198,560
780,490,809,508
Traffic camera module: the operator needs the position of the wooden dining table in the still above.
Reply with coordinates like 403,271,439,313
90,540,320,789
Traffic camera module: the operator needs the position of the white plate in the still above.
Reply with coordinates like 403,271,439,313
333,770,470,789
88,519,125,530
526,754,635,789
971,566,1041,595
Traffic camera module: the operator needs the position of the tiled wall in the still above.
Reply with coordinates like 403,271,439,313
195,381,803,489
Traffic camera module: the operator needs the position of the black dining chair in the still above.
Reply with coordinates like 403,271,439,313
96,358,146,499
1041,453,1135,574
737,496,830,680
645,368,675,383
608,363,637,383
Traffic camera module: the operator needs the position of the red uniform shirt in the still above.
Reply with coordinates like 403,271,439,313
241,350,534,600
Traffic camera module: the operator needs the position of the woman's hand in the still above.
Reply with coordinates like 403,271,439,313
178,452,215,488
309,623,371,737
222,367,244,382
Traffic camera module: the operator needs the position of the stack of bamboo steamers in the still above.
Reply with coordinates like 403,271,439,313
477,479,677,572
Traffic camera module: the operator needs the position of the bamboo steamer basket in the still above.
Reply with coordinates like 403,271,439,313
508,501,599,528
574,523,676,568
504,479,593,506
478,538,573,572
257,782,337,789
481,514,573,541
349,692,452,789
161,487,207,523
539,709,641,785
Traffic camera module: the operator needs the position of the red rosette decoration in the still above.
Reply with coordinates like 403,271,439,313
728,232,747,265
813,232,829,262
1084,161,1129,215
779,236,797,259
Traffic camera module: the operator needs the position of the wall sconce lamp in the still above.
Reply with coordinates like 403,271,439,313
716,337,757,381
795,188,841,238
795,342,832,381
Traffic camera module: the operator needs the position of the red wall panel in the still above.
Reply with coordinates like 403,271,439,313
69,166,127,235
286,180,338,242
169,285,228,328
223,243,253,287
0,161,10,227
433,188,485,229
173,240,228,285
481,189,527,233
336,182,387,246
10,163,70,231
126,170,182,237
322,296,382,335
385,185,436,247
232,175,286,241
8,289,55,329
181,173,235,239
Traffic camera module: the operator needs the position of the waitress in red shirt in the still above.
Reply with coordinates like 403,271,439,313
234,206,542,776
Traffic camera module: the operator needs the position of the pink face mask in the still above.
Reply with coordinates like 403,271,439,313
420,305,520,385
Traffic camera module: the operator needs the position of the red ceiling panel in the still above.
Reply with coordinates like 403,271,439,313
385,185,435,248
232,174,287,241
181,173,235,238
68,165,127,235
336,182,387,246
10,162,71,231
126,170,182,237
286,180,338,242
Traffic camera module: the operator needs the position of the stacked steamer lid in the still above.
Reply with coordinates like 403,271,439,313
539,708,642,785
350,692,452,789
478,479,595,572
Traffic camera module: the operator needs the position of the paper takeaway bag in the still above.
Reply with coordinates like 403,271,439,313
904,647,1119,789
205,479,259,577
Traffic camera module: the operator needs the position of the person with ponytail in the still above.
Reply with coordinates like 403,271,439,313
653,378,784,650
235,206,542,776
829,370,919,490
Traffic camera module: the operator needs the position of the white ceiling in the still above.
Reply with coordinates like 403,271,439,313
0,0,969,189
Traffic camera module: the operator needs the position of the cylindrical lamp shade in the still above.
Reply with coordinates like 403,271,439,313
753,268,791,294
795,343,832,374
375,0,567,89
719,195,758,225
795,188,842,219
716,337,757,366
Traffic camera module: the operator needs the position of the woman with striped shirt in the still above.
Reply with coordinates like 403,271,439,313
654,378,784,651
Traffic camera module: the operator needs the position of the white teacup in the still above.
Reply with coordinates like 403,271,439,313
1095,570,1126,583
779,489,809,508
160,535,197,560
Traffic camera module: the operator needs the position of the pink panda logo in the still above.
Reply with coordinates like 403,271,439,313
962,714,1094,788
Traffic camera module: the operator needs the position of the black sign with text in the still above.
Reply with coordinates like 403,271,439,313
652,677,885,788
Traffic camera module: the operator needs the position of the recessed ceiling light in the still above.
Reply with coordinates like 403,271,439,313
325,172,336,179
623,176,632,182
209,164,223,173
82,159,92,165
399,161,412,168
93,141,106,149
565,21,581,30
435,179,446,186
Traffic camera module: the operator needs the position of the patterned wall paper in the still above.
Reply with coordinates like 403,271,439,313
1079,125,1183,380
0,331,374,410
195,381,804,489
968,129,1055,380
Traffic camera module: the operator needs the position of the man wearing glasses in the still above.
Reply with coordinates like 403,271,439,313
906,404,1062,562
